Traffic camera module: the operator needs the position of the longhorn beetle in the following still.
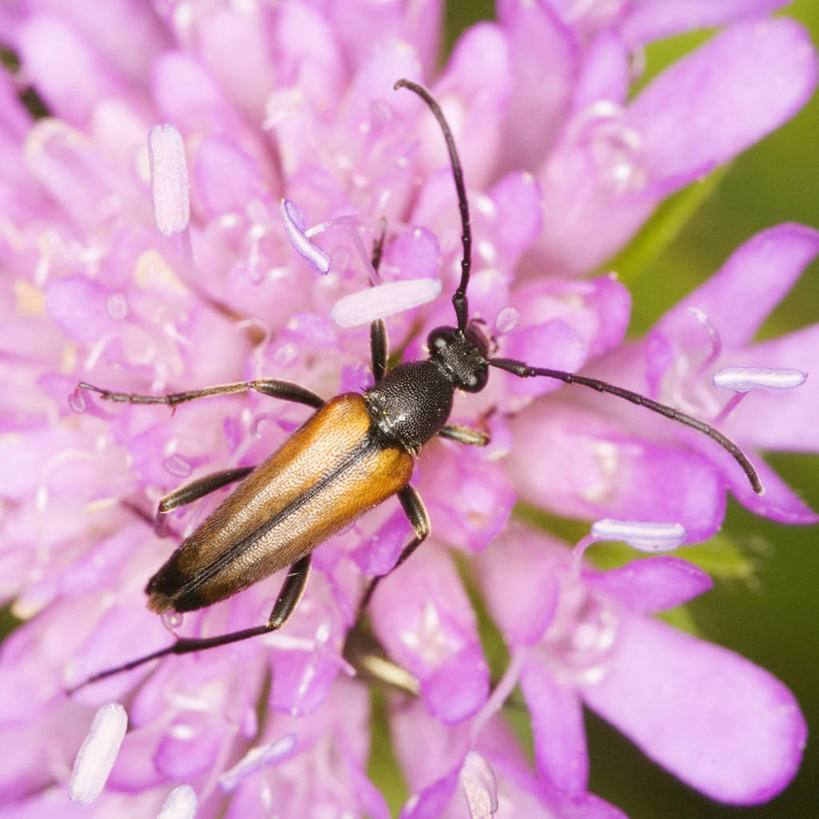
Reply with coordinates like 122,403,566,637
71,79,762,690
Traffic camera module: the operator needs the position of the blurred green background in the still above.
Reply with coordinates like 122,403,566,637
443,2,819,817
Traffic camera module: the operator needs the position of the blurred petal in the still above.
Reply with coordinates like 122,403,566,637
475,526,560,647
496,0,578,173
584,557,712,613
520,653,588,795
536,21,818,273
619,0,792,46
581,612,807,804
656,223,819,349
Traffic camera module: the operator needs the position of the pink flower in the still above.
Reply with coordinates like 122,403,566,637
0,1,815,816
475,525,806,806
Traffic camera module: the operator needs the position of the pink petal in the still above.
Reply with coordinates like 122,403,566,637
487,172,543,268
272,2,345,110
24,1,170,84
194,137,263,217
722,455,818,526
628,19,817,190
502,320,587,402
580,612,806,804
571,31,629,112
19,15,124,126
536,21,818,274
384,227,441,281
520,653,588,795
726,324,819,451
475,526,560,647
511,274,632,361
584,557,712,613
509,403,726,542
434,23,512,188
370,544,489,723
619,0,792,46
419,447,515,552
198,6,278,119
496,0,578,174
656,223,819,349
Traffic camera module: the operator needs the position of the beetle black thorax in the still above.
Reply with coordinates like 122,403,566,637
365,360,454,454
364,323,489,454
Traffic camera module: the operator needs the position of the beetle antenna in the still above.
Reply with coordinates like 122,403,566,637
489,357,763,494
394,78,471,332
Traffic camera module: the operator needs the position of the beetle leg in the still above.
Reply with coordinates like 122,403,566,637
78,378,324,409
359,485,430,612
369,221,389,382
370,319,388,383
158,466,256,514
67,555,313,693
438,423,490,446
267,554,313,628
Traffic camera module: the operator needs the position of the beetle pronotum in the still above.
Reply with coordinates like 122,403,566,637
71,79,761,690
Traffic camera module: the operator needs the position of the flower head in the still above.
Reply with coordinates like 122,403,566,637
0,1,816,816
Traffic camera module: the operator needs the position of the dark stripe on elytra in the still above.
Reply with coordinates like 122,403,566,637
163,434,379,604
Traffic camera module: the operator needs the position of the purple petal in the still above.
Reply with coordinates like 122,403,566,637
619,0,792,46
194,137,263,217
580,612,806,804
350,510,408,576
496,0,578,173
401,770,460,819
419,448,514,552
434,23,512,188
23,2,170,85
391,698,471,797
584,557,713,613
722,455,818,526
370,544,489,723
487,172,543,268
509,403,726,542
726,324,819,451
520,653,588,796
475,526,560,647
510,274,632,361
502,320,587,401
197,6,279,119
19,16,122,126
535,22,818,274
571,31,630,111
44,277,121,344
628,20,817,190
154,715,224,779
385,227,442,281
656,224,819,349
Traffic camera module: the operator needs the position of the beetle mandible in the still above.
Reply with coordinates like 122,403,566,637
72,79,762,689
